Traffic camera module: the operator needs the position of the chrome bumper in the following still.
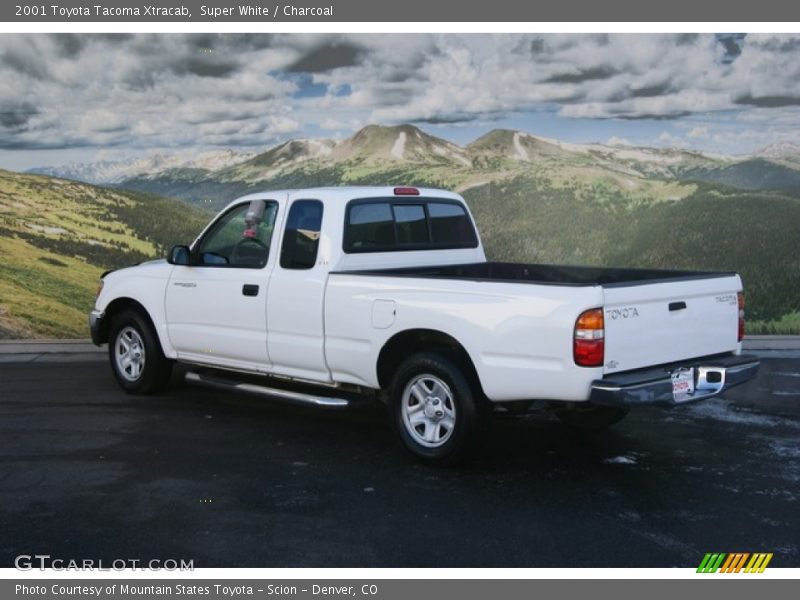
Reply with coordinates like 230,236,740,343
589,354,760,407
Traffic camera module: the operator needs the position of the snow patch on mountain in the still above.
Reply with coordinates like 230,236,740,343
29,149,256,184
307,139,334,157
432,143,471,167
757,141,800,159
513,132,529,161
391,132,407,159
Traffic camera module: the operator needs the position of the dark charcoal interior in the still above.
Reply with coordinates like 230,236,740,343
343,262,734,288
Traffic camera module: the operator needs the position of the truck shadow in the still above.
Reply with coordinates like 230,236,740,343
161,365,691,473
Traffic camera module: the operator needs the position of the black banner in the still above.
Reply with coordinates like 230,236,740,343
4,579,798,600
3,0,800,22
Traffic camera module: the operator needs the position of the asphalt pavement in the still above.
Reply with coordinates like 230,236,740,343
0,352,798,568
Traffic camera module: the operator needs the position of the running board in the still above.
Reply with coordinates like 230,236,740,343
185,371,350,408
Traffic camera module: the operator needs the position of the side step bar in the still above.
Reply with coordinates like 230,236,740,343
185,371,350,408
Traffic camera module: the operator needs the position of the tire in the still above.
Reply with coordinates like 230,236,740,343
389,352,486,466
108,309,173,395
553,403,629,431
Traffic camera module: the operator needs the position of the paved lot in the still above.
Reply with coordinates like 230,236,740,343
0,356,798,568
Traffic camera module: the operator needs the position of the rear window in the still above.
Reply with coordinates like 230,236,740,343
348,203,396,249
393,204,429,245
344,198,478,253
428,202,476,245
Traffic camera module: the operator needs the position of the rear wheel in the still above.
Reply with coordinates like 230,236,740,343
109,310,173,394
390,352,485,466
554,403,629,431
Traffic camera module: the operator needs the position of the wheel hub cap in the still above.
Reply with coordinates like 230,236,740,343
115,326,146,382
401,374,456,448
424,397,444,419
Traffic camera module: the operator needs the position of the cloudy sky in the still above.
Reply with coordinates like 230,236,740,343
1,32,799,169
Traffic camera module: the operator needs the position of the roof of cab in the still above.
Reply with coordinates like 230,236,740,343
227,186,464,206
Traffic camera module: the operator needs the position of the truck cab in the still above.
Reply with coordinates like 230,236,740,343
143,187,482,379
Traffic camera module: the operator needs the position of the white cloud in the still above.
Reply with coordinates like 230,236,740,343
319,117,364,131
1,33,799,154
658,131,688,147
607,136,634,146
687,126,709,139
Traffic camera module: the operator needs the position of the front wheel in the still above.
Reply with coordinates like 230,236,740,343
389,352,485,466
108,310,173,394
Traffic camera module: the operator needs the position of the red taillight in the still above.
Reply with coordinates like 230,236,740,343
394,186,420,196
738,292,745,342
574,308,604,367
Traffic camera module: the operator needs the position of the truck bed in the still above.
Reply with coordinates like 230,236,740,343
340,261,735,288
332,260,743,377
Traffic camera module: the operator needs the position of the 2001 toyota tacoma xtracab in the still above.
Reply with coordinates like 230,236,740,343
90,186,759,464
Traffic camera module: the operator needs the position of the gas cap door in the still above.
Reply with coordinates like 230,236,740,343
371,299,397,329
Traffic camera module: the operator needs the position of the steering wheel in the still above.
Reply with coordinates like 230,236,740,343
231,237,267,267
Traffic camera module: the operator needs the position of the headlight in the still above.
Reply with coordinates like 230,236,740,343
95,279,104,300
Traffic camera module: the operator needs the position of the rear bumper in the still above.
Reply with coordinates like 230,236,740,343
589,353,760,407
89,309,106,346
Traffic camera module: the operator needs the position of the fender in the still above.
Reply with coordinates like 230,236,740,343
94,261,177,358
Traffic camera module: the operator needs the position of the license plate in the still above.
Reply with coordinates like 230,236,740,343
671,368,695,402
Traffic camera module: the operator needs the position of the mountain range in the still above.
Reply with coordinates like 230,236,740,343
30,125,800,206
29,148,257,186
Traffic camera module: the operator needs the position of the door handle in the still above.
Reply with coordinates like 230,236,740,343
242,284,259,297
669,301,687,311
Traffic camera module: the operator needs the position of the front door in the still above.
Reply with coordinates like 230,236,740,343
165,199,280,370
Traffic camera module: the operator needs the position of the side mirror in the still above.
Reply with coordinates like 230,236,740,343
167,245,192,266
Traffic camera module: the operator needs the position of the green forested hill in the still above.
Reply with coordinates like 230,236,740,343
0,170,210,338
464,178,800,332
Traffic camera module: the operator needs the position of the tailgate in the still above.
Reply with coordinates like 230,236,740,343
602,274,741,374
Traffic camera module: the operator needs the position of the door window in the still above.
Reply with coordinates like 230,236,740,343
195,200,278,268
280,200,323,270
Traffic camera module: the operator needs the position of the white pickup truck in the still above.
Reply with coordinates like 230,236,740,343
90,186,759,464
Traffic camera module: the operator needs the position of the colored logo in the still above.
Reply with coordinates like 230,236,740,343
697,553,773,573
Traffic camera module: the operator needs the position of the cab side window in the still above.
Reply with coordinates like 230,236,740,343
195,200,278,268
280,200,323,270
